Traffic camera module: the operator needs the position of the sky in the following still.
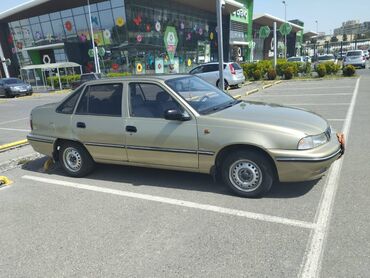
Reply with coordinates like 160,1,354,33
0,0,369,34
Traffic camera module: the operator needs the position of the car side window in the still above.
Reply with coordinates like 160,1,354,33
56,86,84,114
76,83,122,116
190,66,203,74
129,82,182,118
208,64,219,72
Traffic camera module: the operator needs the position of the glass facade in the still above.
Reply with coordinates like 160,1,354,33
6,0,219,74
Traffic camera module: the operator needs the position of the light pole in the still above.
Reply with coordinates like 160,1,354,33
315,20,318,35
282,1,287,58
87,0,100,73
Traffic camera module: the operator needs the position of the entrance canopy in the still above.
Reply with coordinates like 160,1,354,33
21,62,82,90
253,13,304,33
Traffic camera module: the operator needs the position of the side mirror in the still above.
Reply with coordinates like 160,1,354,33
164,109,191,121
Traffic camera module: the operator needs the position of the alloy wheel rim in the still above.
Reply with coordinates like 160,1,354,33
63,147,82,172
229,159,262,192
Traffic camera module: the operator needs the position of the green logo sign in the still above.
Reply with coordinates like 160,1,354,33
259,26,271,39
88,49,94,58
98,47,106,57
279,23,292,36
164,26,178,63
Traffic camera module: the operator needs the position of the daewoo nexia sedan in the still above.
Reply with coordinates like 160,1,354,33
28,75,344,197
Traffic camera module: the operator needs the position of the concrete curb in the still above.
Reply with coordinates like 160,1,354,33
234,94,242,99
262,84,273,90
274,80,283,85
0,176,13,186
0,139,29,152
245,88,259,96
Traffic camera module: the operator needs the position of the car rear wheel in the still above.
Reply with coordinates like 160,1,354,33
59,142,95,177
216,79,229,90
221,150,274,197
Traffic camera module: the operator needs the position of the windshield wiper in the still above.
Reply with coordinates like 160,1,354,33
202,99,242,114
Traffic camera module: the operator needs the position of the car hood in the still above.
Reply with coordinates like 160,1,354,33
208,101,328,136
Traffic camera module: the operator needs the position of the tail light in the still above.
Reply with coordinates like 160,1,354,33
229,64,236,75
30,118,33,130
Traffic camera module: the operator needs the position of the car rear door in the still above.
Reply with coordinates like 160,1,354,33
125,81,198,169
71,82,128,162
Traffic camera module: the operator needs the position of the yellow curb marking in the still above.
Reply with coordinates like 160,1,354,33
274,80,282,85
0,176,13,186
234,95,242,99
0,139,28,151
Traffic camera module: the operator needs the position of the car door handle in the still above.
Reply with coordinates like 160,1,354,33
76,122,86,128
126,125,137,133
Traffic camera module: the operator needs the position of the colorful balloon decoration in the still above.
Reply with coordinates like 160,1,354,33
116,17,125,27
65,21,73,32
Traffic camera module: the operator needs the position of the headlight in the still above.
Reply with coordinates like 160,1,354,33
298,133,328,150
27,85,32,90
10,87,20,91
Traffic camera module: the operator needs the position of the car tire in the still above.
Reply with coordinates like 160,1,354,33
4,90,12,98
221,150,274,198
216,79,229,90
59,141,95,177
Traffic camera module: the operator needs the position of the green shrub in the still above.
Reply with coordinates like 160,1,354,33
323,62,340,75
267,68,277,80
316,64,327,77
284,67,294,80
241,63,257,79
253,69,262,80
47,74,81,87
343,65,356,76
256,60,273,76
305,62,312,75
106,72,131,78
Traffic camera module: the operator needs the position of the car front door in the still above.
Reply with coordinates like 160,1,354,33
125,82,198,169
0,80,5,96
71,82,128,162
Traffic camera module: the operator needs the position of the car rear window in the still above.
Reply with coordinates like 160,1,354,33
287,57,302,62
231,63,242,70
346,51,362,56
56,86,84,114
318,55,334,61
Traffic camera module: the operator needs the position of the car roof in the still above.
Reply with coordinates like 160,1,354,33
83,74,192,85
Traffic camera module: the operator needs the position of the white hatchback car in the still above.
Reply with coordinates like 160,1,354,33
189,62,245,89
344,50,366,68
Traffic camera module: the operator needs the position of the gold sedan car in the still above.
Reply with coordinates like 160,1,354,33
28,75,344,197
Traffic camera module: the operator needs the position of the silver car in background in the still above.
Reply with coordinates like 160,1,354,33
189,62,245,89
344,50,366,68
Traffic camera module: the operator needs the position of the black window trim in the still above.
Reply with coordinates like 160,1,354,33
74,83,123,117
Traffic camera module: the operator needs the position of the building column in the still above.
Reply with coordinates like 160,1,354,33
0,42,10,78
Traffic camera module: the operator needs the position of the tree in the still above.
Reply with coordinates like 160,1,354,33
342,34,347,41
330,36,338,43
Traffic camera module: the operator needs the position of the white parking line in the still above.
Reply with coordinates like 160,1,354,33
0,127,30,132
267,86,353,91
22,175,316,230
285,103,350,106
327,119,345,122
0,117,29,125
300,77,360,278
255,93,352,97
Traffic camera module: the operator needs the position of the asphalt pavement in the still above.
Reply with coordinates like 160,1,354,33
0,71,369,277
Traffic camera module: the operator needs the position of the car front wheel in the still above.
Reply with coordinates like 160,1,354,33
59,142,95,177
221,150,274,198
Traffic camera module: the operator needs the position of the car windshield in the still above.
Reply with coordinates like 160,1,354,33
318,55,334,61
166,76,239,115
346,51,362,56
3,78,23,85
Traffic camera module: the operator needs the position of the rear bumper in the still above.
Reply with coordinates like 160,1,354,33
228,75,245,86
269,132,343,182
27,134,55,157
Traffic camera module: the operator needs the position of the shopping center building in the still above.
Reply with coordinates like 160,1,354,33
0,0,255,80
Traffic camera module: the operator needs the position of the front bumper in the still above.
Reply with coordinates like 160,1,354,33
269,131,344,182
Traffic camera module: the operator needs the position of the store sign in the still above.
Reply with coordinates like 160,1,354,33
164,26,178,63
155,58,164,74
231,8,248,24
259,26,271,39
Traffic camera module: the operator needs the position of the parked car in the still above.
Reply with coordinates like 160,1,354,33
362,50,369,60
71,73,102,89
344,50,366,68
0,78,33,98
314,54,337,70
189,62,245,89
27,75,344,198
287,56,305,62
